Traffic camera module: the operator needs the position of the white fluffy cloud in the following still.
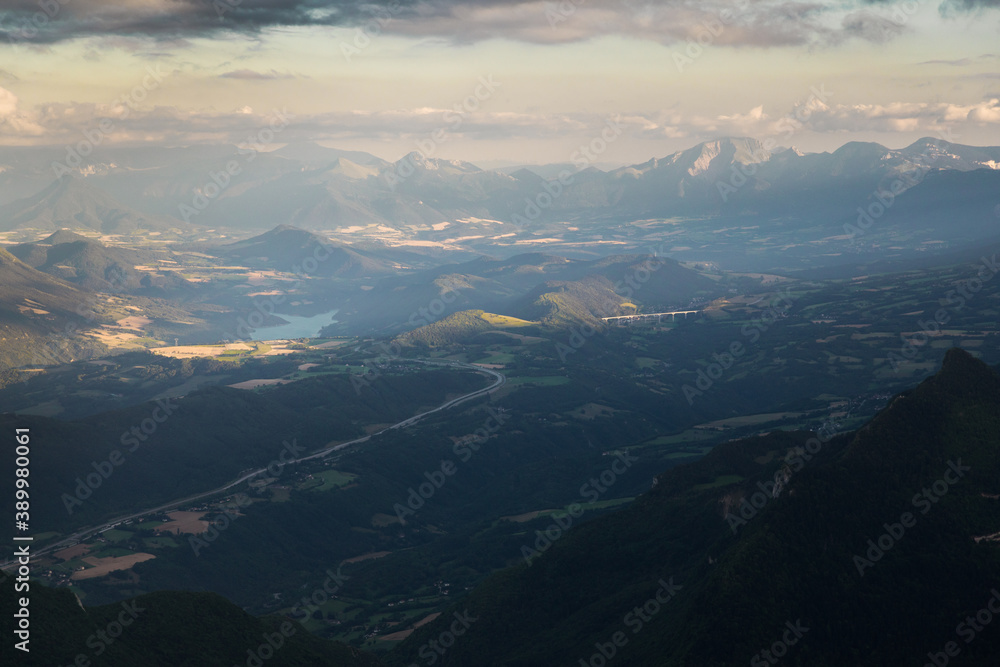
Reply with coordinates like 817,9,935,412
0,87,18,116
0,87,45,137
1,92,997,150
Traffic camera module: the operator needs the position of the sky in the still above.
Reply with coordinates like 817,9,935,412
0,0,998,166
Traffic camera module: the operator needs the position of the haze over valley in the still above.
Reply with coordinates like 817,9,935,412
2,1,1000,665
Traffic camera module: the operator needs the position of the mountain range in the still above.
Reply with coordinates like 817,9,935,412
4,345,997,665
0,245,100,370
8,230,190,292
0,176,182,235
2,139,997,265
387,349,1000,666
212,225,404,278
324,248,718,335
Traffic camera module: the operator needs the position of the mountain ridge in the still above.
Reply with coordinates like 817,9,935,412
0,176,182,234
387,348,1000,666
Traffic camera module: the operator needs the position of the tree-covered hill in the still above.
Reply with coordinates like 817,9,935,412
0,246,110,370
0,584,382,666
388,349,1000,666
0,368,488,532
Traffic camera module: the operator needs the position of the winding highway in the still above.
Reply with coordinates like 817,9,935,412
1,359,505,569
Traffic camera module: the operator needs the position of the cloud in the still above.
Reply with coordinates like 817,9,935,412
967,99,1000,123
840,10,906,43
940,0,1000,13
384,1,878,48
919,53,999,66
1,80,998,148
0,0,969,48
0,87,17,116
0,87,46,137
219,69,294,79
0,0,392,44
796,99,1000,132
607,97,1000,142
919,57,975,66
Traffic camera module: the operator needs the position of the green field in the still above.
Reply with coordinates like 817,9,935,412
100,529,135,542
480,312,534,327
300,469,359,492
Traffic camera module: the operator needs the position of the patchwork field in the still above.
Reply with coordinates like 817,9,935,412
71,553,157,580
154,511,210,535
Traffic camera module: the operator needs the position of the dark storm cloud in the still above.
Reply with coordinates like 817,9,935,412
0,0,418,44
862,0,1000,9
840,10,906,42
1,0,996,47
939,0,1000,10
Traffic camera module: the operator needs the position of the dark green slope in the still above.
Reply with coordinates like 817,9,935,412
395,309,510,346
0,247,108,371
0,584,380,666
327,273,517,336
386,428,829,667
218,225,398,278
509,254,715,327
0,246,84,318
581,253,716,306
330,251,718,336
388,349,1000,666
514,275,631,327
0,369,487,532
652,347,1000,666
9,231,190,293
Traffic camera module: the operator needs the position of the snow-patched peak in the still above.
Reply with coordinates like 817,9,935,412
771,146,805,157
686,141,723,176
668,138,773,177
323,157,381,180
900,137,1000,171
610,138,773,181
396,152,483,174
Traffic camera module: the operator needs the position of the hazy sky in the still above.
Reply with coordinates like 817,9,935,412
1,0,998,165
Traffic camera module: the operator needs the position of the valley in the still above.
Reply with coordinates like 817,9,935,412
1,138,999,666
5,3,1000,663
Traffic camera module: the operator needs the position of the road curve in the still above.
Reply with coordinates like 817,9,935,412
1,359,504,569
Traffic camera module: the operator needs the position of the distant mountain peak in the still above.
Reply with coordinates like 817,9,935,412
685,141,724,176
0,175,177,234
509,167,544,182
41,229,94,245
772,145,804,157
324,157,381,180
244,225,339,247
271,142,386,168
925,347,1000,399
396,151,482,174
267,223,305,234
616,137,772,179
833,141,893,157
